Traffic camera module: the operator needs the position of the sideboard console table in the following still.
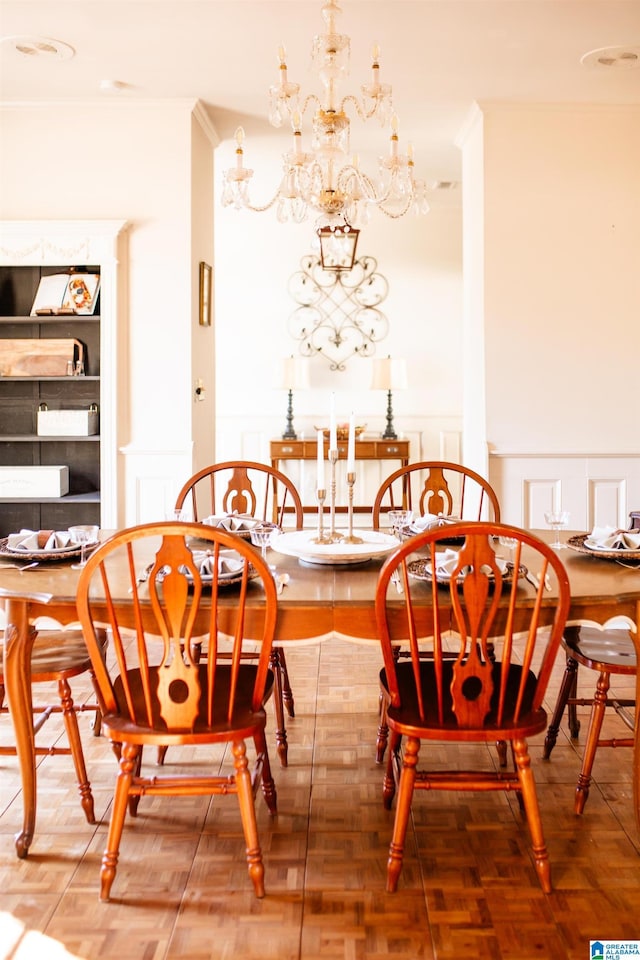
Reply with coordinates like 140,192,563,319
270,437,410,513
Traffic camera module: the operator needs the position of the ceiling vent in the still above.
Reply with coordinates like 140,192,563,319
1,35,75,60
581,45,640,70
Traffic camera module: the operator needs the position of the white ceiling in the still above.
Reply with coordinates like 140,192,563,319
1,0,639,184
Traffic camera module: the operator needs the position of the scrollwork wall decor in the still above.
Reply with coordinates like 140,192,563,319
288,254,389,371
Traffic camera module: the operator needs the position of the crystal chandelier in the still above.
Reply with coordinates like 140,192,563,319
222,0,429,239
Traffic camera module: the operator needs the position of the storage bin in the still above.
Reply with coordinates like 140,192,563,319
0,339,83,377
0,466,69,498
37,403,99,437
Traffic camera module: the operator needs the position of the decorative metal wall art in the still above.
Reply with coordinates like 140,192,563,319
288,254,389,371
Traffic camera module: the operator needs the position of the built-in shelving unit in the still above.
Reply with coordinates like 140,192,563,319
0,219,127,537
0,265,102,536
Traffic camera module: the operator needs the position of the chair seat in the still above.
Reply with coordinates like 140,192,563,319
382,660,544,737
0,629,103,683
563,626,637,674
543,625,637,814
107,665,274,742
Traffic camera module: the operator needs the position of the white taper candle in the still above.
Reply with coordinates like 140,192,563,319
317,429,325,489
347,412,355,473
329,393,337,450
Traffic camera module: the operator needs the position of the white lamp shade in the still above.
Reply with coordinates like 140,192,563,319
370,356,408,391
281,356,311,390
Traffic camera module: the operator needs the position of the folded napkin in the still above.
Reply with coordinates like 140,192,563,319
427,549,507,581
190,551,245,578
586,526,640,551
7,528,72,552
409,513,459,534
202,514,259,533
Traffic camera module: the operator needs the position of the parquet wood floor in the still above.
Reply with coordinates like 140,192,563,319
0,637,637,959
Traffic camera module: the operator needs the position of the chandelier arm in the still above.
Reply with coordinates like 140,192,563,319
299,93,323,117
344,169,415,218
242,198,281,213
376,196,415,219
338,94,381,123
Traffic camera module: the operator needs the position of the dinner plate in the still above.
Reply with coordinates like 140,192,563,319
566,533,640,562
407,555,527,587
0,537,82,562
274,529,399,565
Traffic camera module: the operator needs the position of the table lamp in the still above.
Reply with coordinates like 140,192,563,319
370,355,408,440
280,356,310,439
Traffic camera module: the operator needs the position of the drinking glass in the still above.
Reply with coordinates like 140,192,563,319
544,510,570,549
250,522,280,569
69,524,99,569
498,535,518,561
388,509,413,539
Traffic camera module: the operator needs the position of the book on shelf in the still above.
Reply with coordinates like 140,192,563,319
31,273,100,316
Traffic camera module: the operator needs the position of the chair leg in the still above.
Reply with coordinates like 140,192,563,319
513,737,551,893
269,649,289,767
128,748,143,817
566,662,580,739
233,739,266,899
383,729,401,809
575,670,610,815
100,742,138,902
254,728,277,815
376,692,390,764
57,677,96,824
88,665,104,738
386,735,419,893
277,647,295,718
543,655,579,759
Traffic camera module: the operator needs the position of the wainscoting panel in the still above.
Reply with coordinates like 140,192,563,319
522,479,561,529
589,478,628,530
120,445,195,525
490,453,640,532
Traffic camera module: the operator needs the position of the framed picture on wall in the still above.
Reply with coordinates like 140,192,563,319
199,262,212,326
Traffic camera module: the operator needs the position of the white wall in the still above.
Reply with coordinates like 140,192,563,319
213,131,464,500
0,100,217,522
460,102,640,528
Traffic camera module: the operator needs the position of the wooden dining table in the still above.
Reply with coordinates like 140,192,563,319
0,528,639,860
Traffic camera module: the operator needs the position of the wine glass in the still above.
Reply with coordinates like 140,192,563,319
250,522,280,570
544,510,570,549
388,509,413,540
498,535,518,568
69,524,99,569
